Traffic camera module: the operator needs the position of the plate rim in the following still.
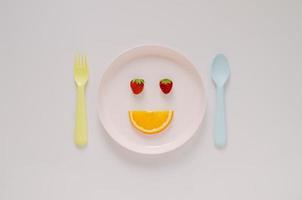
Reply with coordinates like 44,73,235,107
97,44,207,155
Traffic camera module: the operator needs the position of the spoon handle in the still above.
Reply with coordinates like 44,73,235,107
214,86,227,148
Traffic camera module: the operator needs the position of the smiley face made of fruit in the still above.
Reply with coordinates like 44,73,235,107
129,78,174,134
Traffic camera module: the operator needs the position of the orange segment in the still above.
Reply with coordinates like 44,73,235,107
129,110,173,134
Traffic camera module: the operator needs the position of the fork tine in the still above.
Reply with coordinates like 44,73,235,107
80,55,84,69
83,55,87,69
81,55,85,68
74,55,78,70
78,55,82,68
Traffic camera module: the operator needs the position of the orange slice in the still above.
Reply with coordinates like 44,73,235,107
129,110,173,134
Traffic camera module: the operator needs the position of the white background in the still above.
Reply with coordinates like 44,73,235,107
1,0,302,199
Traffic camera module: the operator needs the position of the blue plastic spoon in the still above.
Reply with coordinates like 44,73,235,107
211,54,230,148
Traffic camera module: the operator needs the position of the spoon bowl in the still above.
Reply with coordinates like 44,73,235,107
212,54,230,86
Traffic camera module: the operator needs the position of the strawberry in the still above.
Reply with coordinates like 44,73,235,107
130,79,144,94
160,79,173,94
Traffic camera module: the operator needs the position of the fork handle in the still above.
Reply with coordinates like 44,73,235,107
75,86,88,147
214,86,227,148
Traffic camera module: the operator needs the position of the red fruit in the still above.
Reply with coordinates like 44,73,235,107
130,79,144,94
160,79,173,94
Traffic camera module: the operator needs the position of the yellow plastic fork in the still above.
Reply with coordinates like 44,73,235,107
74,55,88,147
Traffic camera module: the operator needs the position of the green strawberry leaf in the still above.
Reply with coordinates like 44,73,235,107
132,78,144,84
160,78,172,84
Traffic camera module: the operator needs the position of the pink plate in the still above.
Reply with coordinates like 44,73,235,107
97,45,206,154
